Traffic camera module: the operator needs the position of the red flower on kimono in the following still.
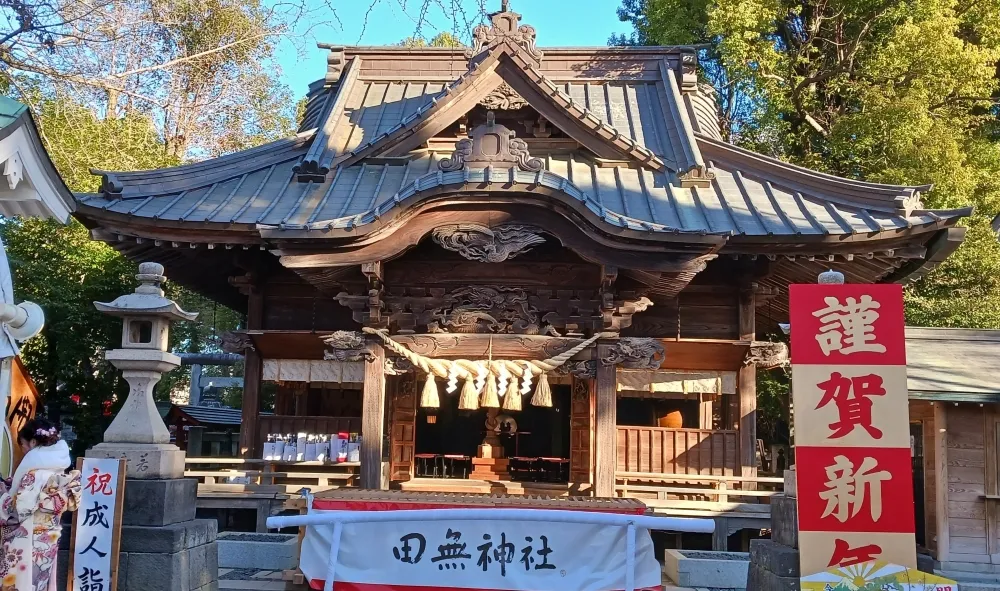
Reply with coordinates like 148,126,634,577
18,472,34,490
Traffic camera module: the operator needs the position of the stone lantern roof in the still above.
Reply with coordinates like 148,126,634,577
94,262,198,322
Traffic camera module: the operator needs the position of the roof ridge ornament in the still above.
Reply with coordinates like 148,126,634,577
466,1,542,65
439,111,543,173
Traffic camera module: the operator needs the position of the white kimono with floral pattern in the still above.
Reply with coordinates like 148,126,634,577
0,441,81,591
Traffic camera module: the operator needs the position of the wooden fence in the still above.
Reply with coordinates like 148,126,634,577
616,426,739,476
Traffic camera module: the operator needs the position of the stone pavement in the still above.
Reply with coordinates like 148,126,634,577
217,569,288,591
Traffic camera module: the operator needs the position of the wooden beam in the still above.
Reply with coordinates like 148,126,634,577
594,342,617,498
239,288,264,458
738,285,757,484
934,402,949,563
361,342,387,489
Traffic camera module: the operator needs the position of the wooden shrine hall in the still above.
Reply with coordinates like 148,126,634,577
72,3,969,516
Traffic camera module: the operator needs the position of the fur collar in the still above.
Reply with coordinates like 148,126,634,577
12,440,70,487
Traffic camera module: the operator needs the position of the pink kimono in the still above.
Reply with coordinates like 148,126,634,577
0,441,81,591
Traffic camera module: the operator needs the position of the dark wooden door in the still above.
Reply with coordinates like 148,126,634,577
569,377,593,483
390,375,416,481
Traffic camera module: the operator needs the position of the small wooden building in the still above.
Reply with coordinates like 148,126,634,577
907,327,1000,574
72,2,968,533
166,405,245,457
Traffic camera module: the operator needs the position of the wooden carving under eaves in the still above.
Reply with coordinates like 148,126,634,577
334,284,654,336
439,112,543,173
221,331,255,354
432,223,545,263
384,355,415,375
466,1,542,66
322,330,374,362
601,338,666,369
556,360,597,380
745,341,789,369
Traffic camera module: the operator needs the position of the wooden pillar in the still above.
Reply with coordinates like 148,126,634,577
934,402,950,562
594,342,617,498
293,383,309,416
361,342,386,489
187,426,205,457
738,285,757,482
239,289,264,458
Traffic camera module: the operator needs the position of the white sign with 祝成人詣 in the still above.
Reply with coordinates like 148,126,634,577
299,513,663,591
71,457,125,591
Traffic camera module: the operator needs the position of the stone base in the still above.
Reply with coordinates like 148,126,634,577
746,540,800,591
471,457,510,480
120,478,198,526
218,533,298,571
663,550,749,589
783,468,796,498
745,491,801,591
59,519,218,591
770,495,798,549
87,443,185,479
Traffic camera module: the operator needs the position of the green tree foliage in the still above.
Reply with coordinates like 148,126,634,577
0,0,307,158
0,95,247,451
399,32,465,48
616,0,1000,330
0,217,133,453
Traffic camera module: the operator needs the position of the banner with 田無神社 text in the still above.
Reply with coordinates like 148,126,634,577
298,514,664,591
789,283,917,581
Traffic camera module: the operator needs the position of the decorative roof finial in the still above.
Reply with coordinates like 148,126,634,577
466,0,542,65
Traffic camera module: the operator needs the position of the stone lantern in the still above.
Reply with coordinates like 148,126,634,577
81,262,218,591
88,262,197,479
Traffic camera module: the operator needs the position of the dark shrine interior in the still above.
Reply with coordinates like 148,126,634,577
415,383,572,481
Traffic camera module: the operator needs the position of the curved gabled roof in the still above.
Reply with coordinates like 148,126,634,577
76,138,967,243
73,5,969,264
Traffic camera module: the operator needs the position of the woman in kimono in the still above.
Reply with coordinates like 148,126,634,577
0,419,81,591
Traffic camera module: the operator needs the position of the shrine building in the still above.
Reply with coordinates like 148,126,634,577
71,3,970,550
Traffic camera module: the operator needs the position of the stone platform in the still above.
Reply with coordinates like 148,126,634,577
745,493,799,591
59,477,219,591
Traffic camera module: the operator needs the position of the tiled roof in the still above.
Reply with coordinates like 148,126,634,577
178,405,270,426
78,145,964,238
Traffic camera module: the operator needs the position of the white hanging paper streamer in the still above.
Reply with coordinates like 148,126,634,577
497,363,510,397
446,363,461,394
520,361,534,395
474,362,488,393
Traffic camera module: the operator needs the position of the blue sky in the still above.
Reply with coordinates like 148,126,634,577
274,0,630,99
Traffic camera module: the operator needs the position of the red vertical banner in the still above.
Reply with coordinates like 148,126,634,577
789,283,916,579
